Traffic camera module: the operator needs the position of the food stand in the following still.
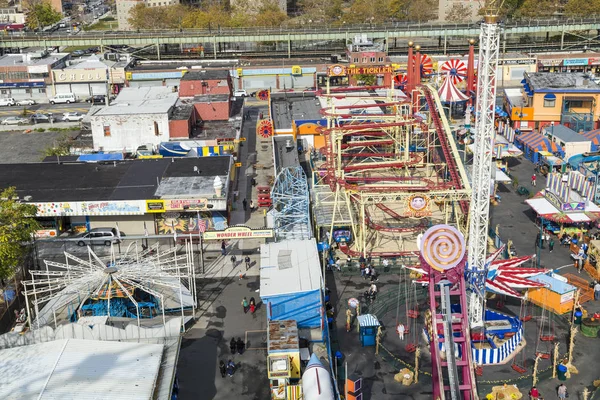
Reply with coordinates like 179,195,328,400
527,274,577,315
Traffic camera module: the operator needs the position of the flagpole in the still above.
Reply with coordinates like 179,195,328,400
197,210,205,274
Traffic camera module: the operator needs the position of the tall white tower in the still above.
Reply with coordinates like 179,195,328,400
467,13,501,328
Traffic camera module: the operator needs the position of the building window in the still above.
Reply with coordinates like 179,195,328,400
38,88,46,94
378,57,383,62
103,125,111,137
544,98,555,107
361,57,367,63
370,57,375,62
154,121,160,136
25,89,31,94
354,58,358,63
567,100,584,108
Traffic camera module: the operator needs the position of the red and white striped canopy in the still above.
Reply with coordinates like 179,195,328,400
438,72,469,103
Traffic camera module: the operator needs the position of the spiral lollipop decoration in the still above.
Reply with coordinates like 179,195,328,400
420,225,466,273
257,90,269,101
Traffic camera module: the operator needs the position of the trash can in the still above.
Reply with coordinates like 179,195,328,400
574,310,583,325
557,364,568,381
335,351,343,366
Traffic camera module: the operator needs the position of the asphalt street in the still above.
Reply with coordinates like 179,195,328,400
0,102,91,117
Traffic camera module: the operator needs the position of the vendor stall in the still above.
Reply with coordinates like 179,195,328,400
538,151,564,175
527,274,577,315
357,314,380,347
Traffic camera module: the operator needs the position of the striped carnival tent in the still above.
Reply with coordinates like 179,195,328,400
438,72,469,103
580,129,600,151
515,130,563,163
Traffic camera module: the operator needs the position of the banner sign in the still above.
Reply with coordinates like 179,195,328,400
165,198,209,211
203,226,273,240
33,200,146,216
146,200,166,213
347,66,393,75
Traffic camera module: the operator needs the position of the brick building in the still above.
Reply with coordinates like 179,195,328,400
179,70,232,121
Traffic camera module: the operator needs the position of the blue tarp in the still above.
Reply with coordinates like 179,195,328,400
78,153,124,162
159,142,191,157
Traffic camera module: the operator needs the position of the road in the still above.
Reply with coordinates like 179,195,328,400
0,102,91,118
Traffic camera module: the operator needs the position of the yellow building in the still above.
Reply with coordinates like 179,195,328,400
505,72,600,133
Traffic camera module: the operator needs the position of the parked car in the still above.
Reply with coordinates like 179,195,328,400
62,112,84,122
1,116,28,125
49,93,76,104
85,95,106,104
75,227,123,247
71,49,85,57
0,98,15,106
233,90,248,97
16,99,36,106
30,113,53,123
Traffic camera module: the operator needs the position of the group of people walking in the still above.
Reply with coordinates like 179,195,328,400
241,297,257,314
219,338,246,378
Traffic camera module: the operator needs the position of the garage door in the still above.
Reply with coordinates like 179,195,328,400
55,84,72,94
90,83,107,95
292,75,314,88
70,83,90,97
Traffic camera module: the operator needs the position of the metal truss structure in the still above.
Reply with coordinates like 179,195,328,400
22,241,197,331
271,165,312,240
312,86,471,259
467,14,502,329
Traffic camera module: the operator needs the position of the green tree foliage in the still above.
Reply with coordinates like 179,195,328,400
0,187,40,281
25,0,62,30
43,133,72,157
564,0,600,17
514,0,556,18
446,3,474,23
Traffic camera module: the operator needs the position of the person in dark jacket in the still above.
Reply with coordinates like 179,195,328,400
236,337,245,354
230,338,236,354
219,360,226,378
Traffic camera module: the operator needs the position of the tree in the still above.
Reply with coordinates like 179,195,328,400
253,0,289,27
514,0,556,18
446,3,473,23
43,133,72,157
564,0,600,16
0,187,40,281
24,0,62,30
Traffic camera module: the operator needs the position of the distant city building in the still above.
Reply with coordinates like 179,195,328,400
0,7,25,25
90,86,193,151
116,0,182,30
0,50,69,102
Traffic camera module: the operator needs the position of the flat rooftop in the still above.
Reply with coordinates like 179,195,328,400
0,52,69,67
0,157,231,202
181,69,230,81
95,86,178,116
544,124,589,142
0,338,163,400
260,239,322,298
526,72,600,92
273,135,300,170
504,88,526,107
271,93,323,130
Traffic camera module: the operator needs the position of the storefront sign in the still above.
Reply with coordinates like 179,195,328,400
165,198,209,211
203,226,274,240
538,59,562,67
562,201,585,212
498,58,536,65
27,65,50,74
563,58,588,66
347,66,393,75
33,200,146,216
589,58,600,66
34,229,57,238
327,64,347,77
53,68,108,83
146,199,166,213
127,71,185,81
0,81,45,88
545,191,563,211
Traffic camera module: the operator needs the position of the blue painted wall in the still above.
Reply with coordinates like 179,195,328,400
263,289,322,328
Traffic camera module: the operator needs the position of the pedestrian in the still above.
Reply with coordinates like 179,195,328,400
221,240,227,256
236,337,245,354
231,254,237,268
364,265,370,280
335,257,342,271
250,200,255,211
545,232,550,244
242,198,247,211
540,233,545,249
382,258,389,270
359,255,366,268
346,308,352,332
242,297,249,313
549,238,555,252
531,173,537,187
259,111,263,119
557,383,567,400
397,323,405,340
595,281,600,300
249,301,256,314
226,360,235,377
230,338,237,354
529,386,540,400
370,267,378,282
360,263,366,278
245,255,251,270
219,360,226,378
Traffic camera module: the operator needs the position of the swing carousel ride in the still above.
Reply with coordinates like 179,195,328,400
21,241,197,331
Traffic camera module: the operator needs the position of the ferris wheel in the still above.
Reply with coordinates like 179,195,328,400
22,241,197,330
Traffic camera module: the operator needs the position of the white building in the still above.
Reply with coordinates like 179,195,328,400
90,86,179,151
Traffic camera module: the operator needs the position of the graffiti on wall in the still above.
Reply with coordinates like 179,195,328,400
156,212,228,234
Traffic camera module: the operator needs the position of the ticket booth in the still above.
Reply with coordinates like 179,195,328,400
357,314,380,347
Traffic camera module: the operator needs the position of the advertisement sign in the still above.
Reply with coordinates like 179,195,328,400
146,200,166,213
560,290,574,304
0,82,45,88
27,65,50,74
128,71,185,81
33,200,146,216
203,226,274,240
165,198,209,211
53,68,108,83
562,202,585,212
34,229,57,238
404,194,432,217
327,64,347,77
498,58,536,65
545,191,563,211
563,58,588,66
347,66,393,75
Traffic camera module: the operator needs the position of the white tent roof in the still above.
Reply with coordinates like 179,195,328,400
260,239,322,298
525,197,560,215
438,72,469,103
0,338,163,400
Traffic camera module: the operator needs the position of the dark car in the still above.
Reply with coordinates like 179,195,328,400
71,49,86,57
85,95,106,104
30,113,53,123
87,46,99,54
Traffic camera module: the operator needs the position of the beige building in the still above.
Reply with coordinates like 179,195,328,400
117,0,181,30
438,0,480,23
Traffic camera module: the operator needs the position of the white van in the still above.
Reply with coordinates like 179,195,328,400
0,98,15,106
49,93,76,104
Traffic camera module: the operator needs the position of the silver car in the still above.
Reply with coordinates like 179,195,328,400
76,228,123,246
1,116,28,125
16,99,36,106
